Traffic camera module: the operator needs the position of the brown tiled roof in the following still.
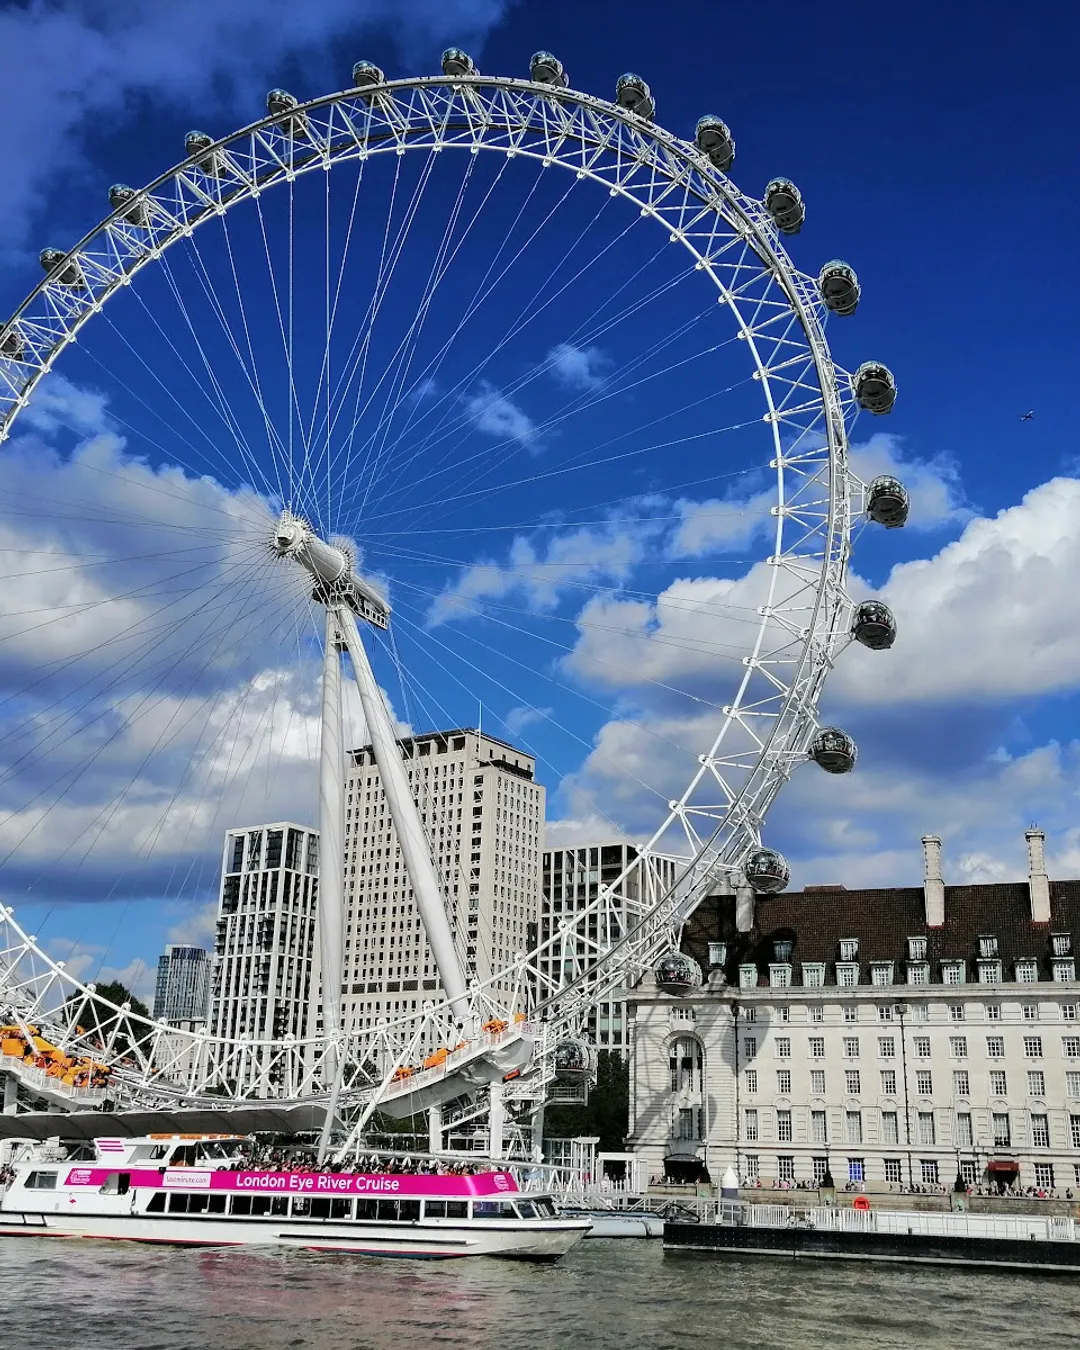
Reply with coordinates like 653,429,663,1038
682,881,1080,988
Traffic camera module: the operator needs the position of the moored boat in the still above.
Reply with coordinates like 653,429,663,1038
0,1133,589,1260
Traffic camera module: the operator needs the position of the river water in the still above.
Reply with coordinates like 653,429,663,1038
1,1238,1077,1350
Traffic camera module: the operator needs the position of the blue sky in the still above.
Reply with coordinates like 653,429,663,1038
0,0,1077,996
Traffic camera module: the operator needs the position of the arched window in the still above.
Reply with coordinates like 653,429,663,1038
668,1036,704,1093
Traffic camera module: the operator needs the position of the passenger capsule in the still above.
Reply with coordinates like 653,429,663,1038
529,50,568,87
442,48,477,77
695,115,735,171
554,1038,596,1081
852,599,897,650
764,178,805,234
108,184,148,228
745,848,790,895
653,952,703,992
185,130,224,177
39,249,84,288
0,327,24,361
616,73,655,120
854,361,897,416
809,727,858,774
866,474,909,528
818,259,861,316
267,89,307,137
351,61,386,89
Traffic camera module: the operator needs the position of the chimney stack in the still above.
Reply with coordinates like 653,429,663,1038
1026,827,1052,924
921,835,945,928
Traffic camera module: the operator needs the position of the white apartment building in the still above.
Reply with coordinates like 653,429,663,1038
540,842,681,1058
629,829,1080,1194
342,728,544,1034
208,822,319,1085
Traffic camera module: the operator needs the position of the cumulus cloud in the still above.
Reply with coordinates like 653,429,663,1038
850,432,971,531
838,476,1080,704
0,0,508,256
668,488,775,558
464,381,538,451
546,342,611,392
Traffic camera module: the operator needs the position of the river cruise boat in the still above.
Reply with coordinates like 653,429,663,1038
0,1133,589,1260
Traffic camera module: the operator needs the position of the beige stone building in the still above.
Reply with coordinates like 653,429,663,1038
628,830,1080,1193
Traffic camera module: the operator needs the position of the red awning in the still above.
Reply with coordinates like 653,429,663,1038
987,1160,1019,1173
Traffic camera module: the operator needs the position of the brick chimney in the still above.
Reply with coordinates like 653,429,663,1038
921,835,945,928
1026,827,1052,924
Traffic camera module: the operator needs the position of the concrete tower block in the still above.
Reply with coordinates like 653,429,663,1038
921,834,945,928
1026,827,1052,924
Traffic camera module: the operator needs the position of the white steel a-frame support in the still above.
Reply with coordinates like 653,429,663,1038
335,603,471,1028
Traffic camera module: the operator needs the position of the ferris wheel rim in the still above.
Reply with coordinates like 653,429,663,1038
0,67,861,1099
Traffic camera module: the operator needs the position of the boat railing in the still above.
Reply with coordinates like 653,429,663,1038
691,1202,1079,1244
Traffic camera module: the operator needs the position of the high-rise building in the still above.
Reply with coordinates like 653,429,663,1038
540,842,681,1057
341,728,544,1035
208,822,319,1084
153,944,210,1023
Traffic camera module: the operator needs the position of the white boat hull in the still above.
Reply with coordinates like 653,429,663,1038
0,1208,587,1260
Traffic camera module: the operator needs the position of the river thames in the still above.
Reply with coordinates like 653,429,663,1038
2,1239,1079,1350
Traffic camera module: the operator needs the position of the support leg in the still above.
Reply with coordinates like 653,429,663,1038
336,606,470,1026
488,1081,506,1160
317,613,346,1160
428,1103,443,1155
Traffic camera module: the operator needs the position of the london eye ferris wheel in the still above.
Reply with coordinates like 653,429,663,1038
0,48,906,1142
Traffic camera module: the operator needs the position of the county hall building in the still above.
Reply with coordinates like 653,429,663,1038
627,829,1080,1194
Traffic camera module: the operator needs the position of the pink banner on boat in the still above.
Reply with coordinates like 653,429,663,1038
63,1167,519,1196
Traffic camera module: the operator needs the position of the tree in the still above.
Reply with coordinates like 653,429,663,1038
67,979,151,1058
544,1051,629,1152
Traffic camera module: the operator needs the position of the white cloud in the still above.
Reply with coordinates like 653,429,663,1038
503,705,553,736
668,488,775,558
850,431,970,531
838,475,1080,704
428,521,660,624
0,0,509,255
464,381,538,450
546,342,611,392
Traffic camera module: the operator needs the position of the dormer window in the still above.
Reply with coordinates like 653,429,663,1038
907,936,927,961
708,942,727,968
802,963,825,988
979,935,999,959
1053,959,1076,983
739,963,758,989
942,960,966,986
839,938,859,962
1053,934,1072,958
773,938,793,963
907,962,930,986
871,961,895,987
1015,959,1038,984
979,959,1003,985
770,964,792,989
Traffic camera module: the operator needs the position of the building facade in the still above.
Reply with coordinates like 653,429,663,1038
208,822,319,1085
341,728,544,1035
629,830,1080,1193
540,842,681,1058
153,944,210,1023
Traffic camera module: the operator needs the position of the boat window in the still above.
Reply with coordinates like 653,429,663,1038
150,1146,171,1161
207,1195,228,1215
269,1197,289,1217
514,1201,537,1219
250,1196,272,1217
310,1198,332,1219
98,1172,130,1196
471,1200,517,1220
187,1194,208,1214
424,1200,447,1218
230,1195,253,1216
399,1200,420,1222
533,1197,557,1217
25,1171,58,1190
291,1197,310,1217
375,1199,400,1222
146,1192,166,1213
355,1198,377,1220
168,1194,189,1214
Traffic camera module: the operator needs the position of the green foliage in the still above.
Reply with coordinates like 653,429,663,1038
544,1051,629,1152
